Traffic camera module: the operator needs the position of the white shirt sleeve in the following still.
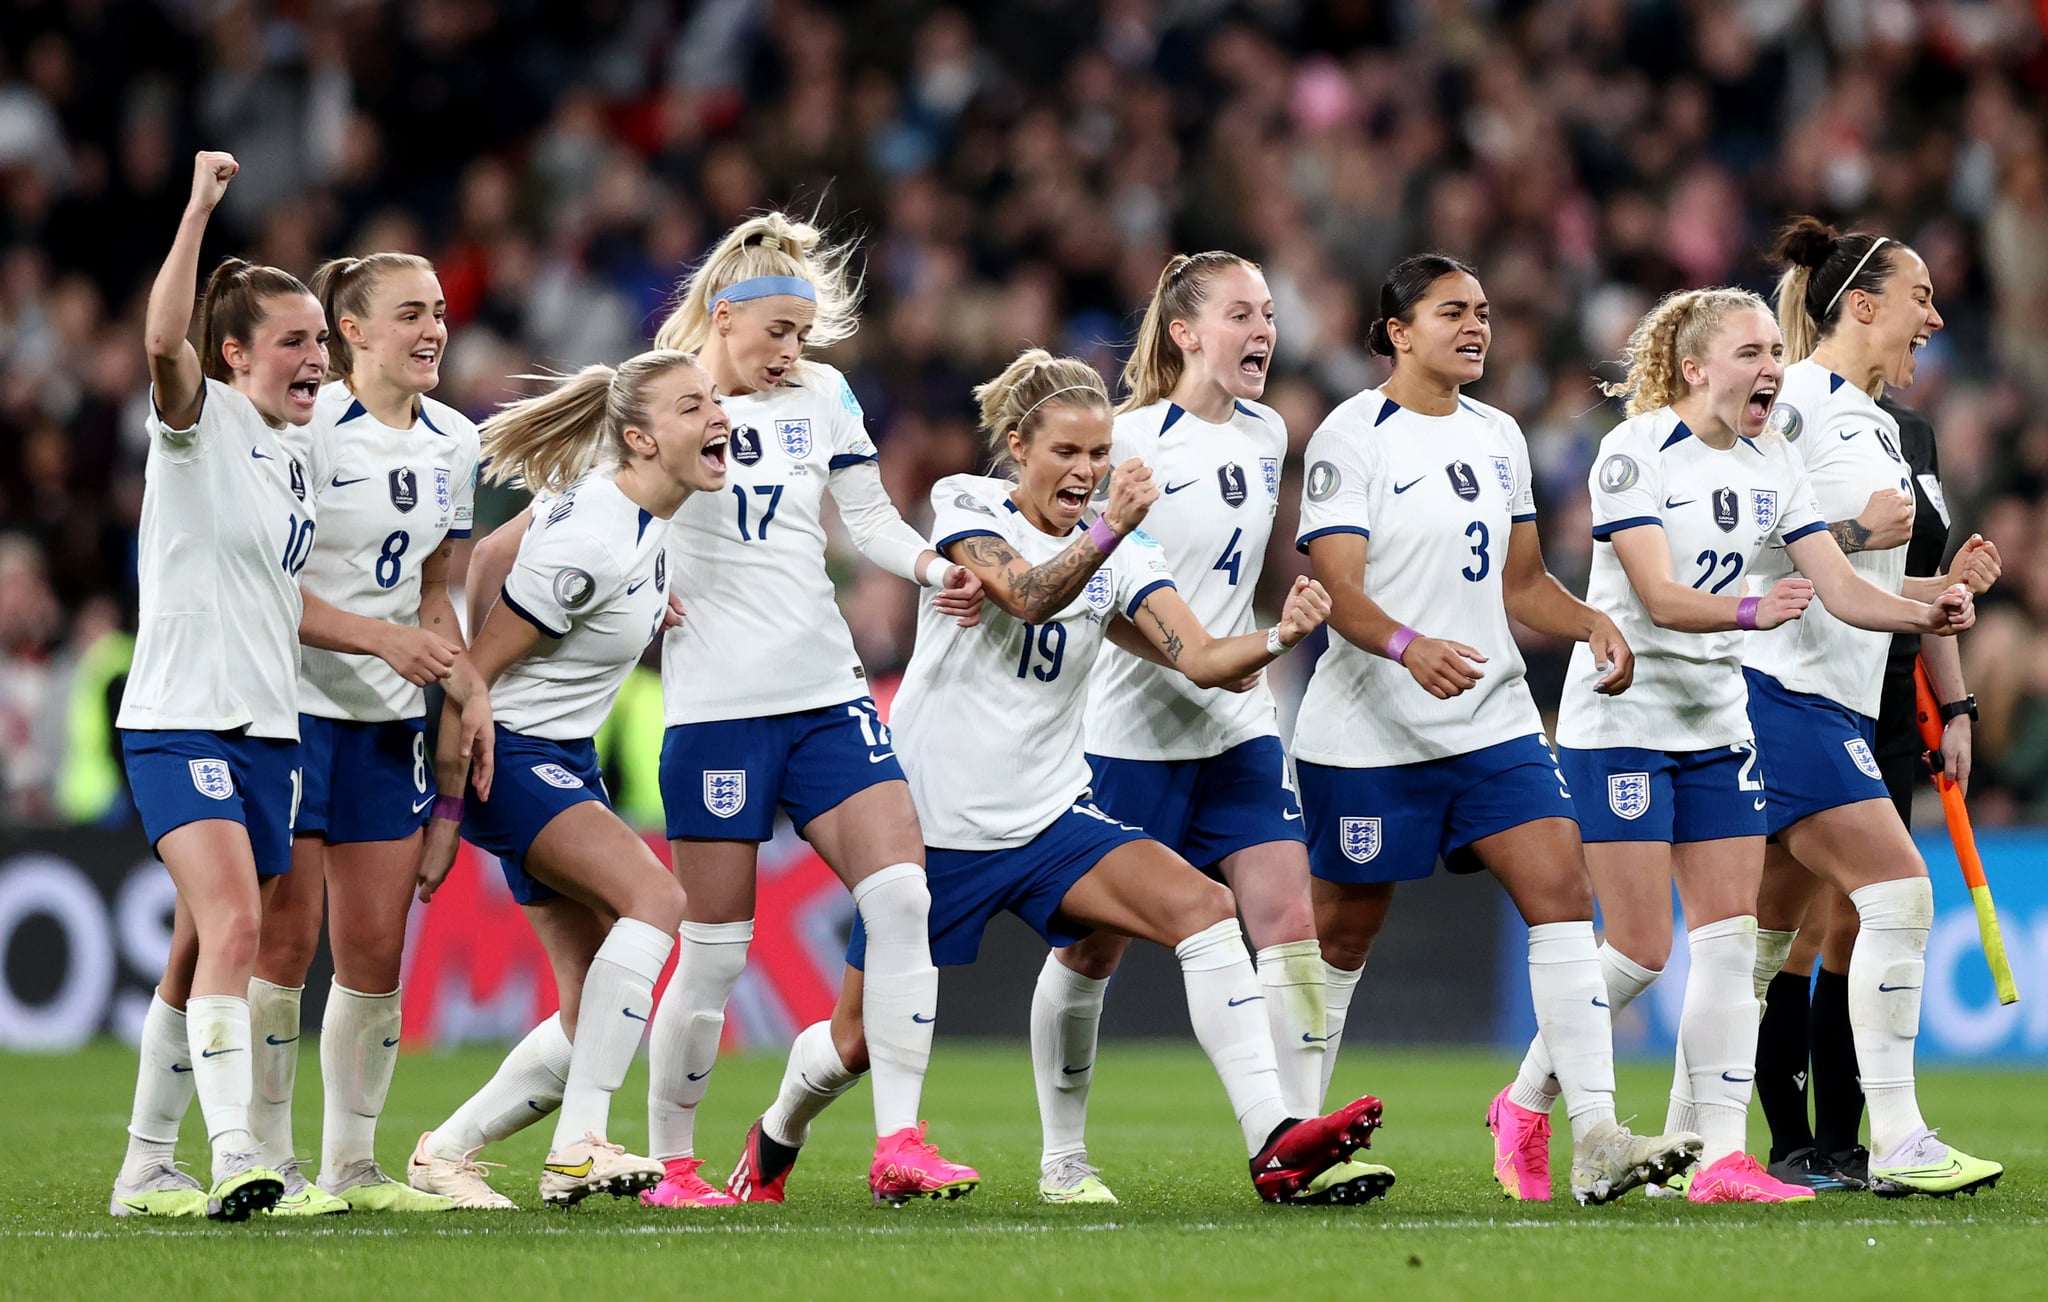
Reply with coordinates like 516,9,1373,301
1296,425,1372,550
1109,527,1177,618
929,482,1009,556
1507,420,1538,522
1588,436,1664,539
147,377,225,462
827,459,930,583
452,431,479,539
1771,451,1828,546
500,517,617,639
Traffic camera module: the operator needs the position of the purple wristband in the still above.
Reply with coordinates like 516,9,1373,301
1086,516,1121,555
1735,596,1761,631
1386,626,1422,663
431,794,464,823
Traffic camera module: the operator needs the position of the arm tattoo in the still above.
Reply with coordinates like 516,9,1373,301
1144,605,1184,664
1829,518,1873,555
1002,538,1107,620
958,534,1019,569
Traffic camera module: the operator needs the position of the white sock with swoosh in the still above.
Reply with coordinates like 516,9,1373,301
186,993,257,1178
552,918,672,1152
319,981,401,1179
1031,952,1108,1170
1176,920,1287,1154
1682,915,1761,1165
646,919,752,1161
852,864,937,1137
246,978,301,1169
1526,921,1617,1133
425,1014,570,1162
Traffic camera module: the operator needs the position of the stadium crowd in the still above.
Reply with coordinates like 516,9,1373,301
1,0,2044,825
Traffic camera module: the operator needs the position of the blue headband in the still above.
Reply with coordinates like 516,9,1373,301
713,275,817,307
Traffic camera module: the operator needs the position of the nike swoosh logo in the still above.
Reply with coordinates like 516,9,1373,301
1062,1064,1092,1075
170,1063,192,1073
330,475,369,487
1592,997,1609,1009
1664,497,1695,509
686,1069,711,1081
1840,431,1861,440
527,1100,547,1113
251,448,273,460
626,579,648,594
1393,476,1425,494
413,795,436,814
200,1047,239,1058
382,1037,400,1048
544,1157,595,1178
1753,798,1767,810
1300,1033,1334,1043
623,1008,649,1022
1227,995,1264,1007
1163,480,1198,494
867,751,891,764
912,1013,935,1024
1282,809,1302,821
1721,1071,1753,1084
264,1034,299,1046
1877,983,1921,992
1887,1159,1963,1178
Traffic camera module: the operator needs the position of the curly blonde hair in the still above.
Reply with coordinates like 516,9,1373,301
1600,287,1771,418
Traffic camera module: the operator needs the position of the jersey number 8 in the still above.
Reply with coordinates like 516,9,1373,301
376,530,409,589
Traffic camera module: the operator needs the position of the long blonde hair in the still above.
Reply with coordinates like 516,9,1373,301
480,350,700,493
973,349,1110,471
1118,251,1260,413
652,212,860,356
1600,287,1770,417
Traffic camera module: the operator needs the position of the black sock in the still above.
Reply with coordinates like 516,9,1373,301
1755,970,1814,1161
1810,966,1865,1154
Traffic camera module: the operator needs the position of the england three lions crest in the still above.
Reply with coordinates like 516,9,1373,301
1339,816,1381,863
776,419,813,458
1607,772,1651,821
1260,457,1280,497
1750,489,1779,533
703,770,746,818
188,758,234,800
1084,570,1114,614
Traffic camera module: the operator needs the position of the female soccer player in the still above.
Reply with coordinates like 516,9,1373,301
109,152,325,1221
1490,287,1974,1203
1028,251,1378,1206
1733,218,2002,1198
637,213,980,1208
407,350,729,1208
242,252,478,1215
1295,253,1697,1206
730,349,1384,1205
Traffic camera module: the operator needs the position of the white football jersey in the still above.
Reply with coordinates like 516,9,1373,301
1555,407,1826,752
119,380,313,739
661,362,883,725
298,382,479,722
1291,389,1544,767
893,474,1176,849
492,471,673,740
1084,399,1286,761
1745,361,1915,718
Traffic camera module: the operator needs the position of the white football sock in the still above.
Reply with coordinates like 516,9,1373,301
762,1020,861,1149
1318,960,1362,1109
1513,942,1659,1114
647,919,752,1161
1525,921,1617,1130
318,982,401,1179
186,993,257,1176
426,1014,570,1161
1256,940,1328,1119
120,991,195,1180
1682,915,1761,1164
1666,1043,1696,1137
552,918,672,1151
1176,920,1289,1154
246,977,301,1169
1755,928,1797,1006
1850,878,1932,1156
851,864,937,1136
1030,952,1108,1168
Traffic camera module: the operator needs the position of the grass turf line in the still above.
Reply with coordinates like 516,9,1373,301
4,1042,2043,1300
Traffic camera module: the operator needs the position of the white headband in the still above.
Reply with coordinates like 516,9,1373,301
1019,384,1099,423
1823,236,1890,317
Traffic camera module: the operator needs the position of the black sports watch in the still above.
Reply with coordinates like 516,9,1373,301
1939,694,1979,725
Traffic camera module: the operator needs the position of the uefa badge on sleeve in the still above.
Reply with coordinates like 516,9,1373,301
1607,772,1651,821
188,758,235,800
1339,816,1382,864
703,770,747,818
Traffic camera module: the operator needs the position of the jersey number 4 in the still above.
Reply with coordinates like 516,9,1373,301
1213,527,1244,586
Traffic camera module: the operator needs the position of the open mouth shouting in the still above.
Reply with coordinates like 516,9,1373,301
1239,345,1269,384
1054,484,1091,517
1746,382,1777,427
700,431,729,478
287,379,320,410
411,345,440,375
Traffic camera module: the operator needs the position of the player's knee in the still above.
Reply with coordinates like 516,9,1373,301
331,933,404,994
254,922,320,986
201,904,265,973
1243,894,1316,947
830,1013,870,1075
1059,934,1126,981
1320,934,1374,971
627,872,688,934
1173,877,1236,938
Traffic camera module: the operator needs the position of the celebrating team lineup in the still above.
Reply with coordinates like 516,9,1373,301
88,139,2018,1237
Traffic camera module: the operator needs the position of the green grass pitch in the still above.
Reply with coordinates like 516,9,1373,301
5,1042,2043,1300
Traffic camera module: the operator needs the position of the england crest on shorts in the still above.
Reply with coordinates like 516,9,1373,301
776,419,813,458
1492,456,1515,497
188,758,234,801
433,467,453,515
1750,489,1779,533
703,770,746,818
1339,816,1382,864
1084,570,1113,613
1260,457,1280,497
1844,739,1882,780
1607,772,1651,821
531,764,583,790
390,467,419,514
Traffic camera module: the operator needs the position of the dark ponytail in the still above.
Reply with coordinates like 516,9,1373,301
199,257,313,382
1368,252,1478,360
1770,215,1902,362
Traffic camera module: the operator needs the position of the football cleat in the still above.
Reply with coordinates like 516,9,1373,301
640,1157,740,1208
323,1159,457,1212
266,1160,350,1216
1766,1147,1851,1193
540,1133,663,1208
1645,1168,1692,1199
1250,1094,1383,1204
1868,1129,2001,1199
1687,1152,1816,1203
1287,1158,1396,1205
869,1122,979,1205
1485,1086,1552,1201
407,1132,516,1210
725,1118,801,1204
205,1151,284,1222
1823,1144,1871,1191
1569,1120,1701,1205
1038,1155,1118,1205
109,1161,208,1218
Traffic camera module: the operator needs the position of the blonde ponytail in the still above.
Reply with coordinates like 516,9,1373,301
481,350,701,494
311,251,436,381
1601,286,1769,417
653,211,860,356
1118,251,1258,413
973,349,1110,469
